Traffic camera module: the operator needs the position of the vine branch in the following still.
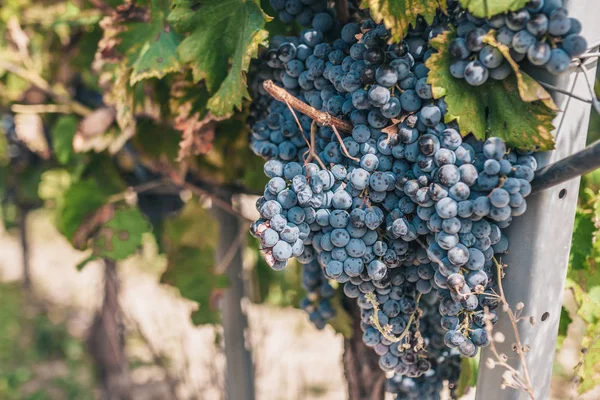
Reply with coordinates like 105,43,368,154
335,0,350,23
0,60,92,117
11,104,76,114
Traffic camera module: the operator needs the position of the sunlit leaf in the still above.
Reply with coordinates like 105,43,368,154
426,30,556,150
56,179,108,241
168,0,270,116
483,32,557,110
458,0,528,18
570,210,597,272
51,115,78,165
116,0,181,84
362,0,447,42
92,208,152,260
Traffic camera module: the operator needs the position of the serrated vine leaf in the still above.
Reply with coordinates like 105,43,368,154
426,31,556,150
483,33,557,110
570,285,600,394
362,0,447,42
160,201,228,325
556,306,572,349
57,180,109,241
118,1,181,84
570,210,597,272
92,208,152,260
51,116,78,165
578,323,600,394
168,0,270,117
458,0,528,18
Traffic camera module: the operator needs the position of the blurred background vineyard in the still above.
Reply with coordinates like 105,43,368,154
1,0,600,399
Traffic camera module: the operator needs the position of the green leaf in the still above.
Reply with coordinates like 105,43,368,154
52,116,78,165
56,180,108,242
92,208,152,261
362,0,447,42
455,355,479,397
570,210,597,272
577,322,600,394
129,27,181,84
118,2,181,84
160,201,227,325
579,287,600,325
16,165,44,207
458,0,528,18
131,117,181,162
557,306,573,349
426,30,556,150
568,285,600,394
169,0,270,116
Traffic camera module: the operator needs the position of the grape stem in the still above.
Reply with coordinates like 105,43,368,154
365,292,422,344
262,80,353,133
263,80,359,162
334,0,349,23
332,124,360,162
290,109,326,169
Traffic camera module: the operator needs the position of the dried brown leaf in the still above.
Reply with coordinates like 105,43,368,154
14,113,51,159
175,111,221,160
72,107,117,153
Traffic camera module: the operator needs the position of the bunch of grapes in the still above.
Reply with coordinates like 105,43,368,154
245,1,575,397
299,261,336,329
448,0,587,86
386,292,462,398
269,0,332,27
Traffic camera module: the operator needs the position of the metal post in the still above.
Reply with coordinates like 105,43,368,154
214,192,256,400
476,1,600,399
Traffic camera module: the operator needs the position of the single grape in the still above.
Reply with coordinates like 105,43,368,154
479,45,504,69
546,48,571,74
464,60,489,86
528,42,552,66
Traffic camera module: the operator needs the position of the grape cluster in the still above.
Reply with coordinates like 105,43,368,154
248,3,546,398
448,0,587,86
300,260,336,329
386,292,462,399
269,0,332,28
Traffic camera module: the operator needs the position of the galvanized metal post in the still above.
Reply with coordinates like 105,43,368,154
475,1,600,399
215,192,256,400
